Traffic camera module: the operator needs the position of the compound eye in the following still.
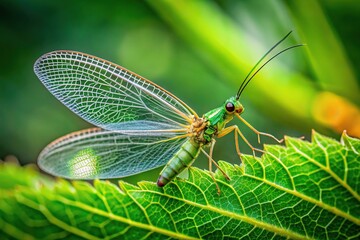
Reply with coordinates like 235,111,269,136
225,102,235,112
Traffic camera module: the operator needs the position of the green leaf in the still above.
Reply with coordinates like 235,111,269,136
0,131,359,239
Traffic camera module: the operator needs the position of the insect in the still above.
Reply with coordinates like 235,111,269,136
34,31,302,193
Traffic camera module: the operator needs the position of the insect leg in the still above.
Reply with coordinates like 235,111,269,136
217,125,242,162
235,114,283,144
200,147,230,194
218,125,263,158
208,140,215,179
207,141,230,180
200,147,220,194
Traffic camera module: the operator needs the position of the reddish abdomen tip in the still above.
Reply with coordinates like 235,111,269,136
157,176,168,187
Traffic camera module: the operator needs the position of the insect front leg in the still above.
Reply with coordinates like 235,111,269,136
235,114,283,144
217,125,263,160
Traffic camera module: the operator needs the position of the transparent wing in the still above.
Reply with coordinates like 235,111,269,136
38,128,189,179
34,51,197,132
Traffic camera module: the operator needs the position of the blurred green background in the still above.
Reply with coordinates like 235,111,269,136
1,0,359,183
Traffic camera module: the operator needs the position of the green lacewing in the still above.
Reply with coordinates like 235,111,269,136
34,31,302,193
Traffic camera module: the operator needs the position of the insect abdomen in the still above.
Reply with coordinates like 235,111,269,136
157,140,200,187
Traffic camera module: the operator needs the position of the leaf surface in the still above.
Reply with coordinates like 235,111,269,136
0,131,359,239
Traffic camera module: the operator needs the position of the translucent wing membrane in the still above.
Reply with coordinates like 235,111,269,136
34,51,196,178
39,128,188,179
34,51,196,132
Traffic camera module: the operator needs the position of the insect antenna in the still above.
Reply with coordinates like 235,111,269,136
236,31,304,99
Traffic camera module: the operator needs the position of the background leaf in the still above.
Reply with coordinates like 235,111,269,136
1,131,359,239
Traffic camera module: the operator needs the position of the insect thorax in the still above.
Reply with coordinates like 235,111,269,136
190,113,230,145
189,117,210,145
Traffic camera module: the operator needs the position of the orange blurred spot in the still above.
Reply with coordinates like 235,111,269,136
313,92,360,137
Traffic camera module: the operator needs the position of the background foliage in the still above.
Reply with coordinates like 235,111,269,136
1,0,359,183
